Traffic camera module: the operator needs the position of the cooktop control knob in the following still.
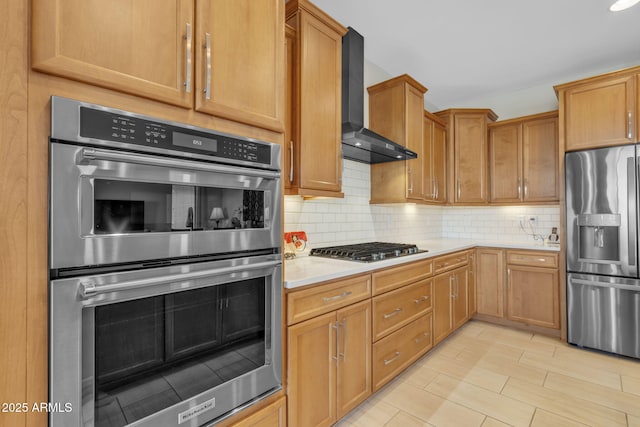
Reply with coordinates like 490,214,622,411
371,253,379,261
394,249,401,257
378,252,386,260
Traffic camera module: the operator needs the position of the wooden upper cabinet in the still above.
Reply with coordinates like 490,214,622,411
423,112,447,204
32,0,194,108
286,0,347,198
284,24,297,191
32,0,284,133
195,0,285,132
436,109,498,205
489,111,559,204
368,75,428,204
489,122,522,203
555,69,638,151
522,114,559,202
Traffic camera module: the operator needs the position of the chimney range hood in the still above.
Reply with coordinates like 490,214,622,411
341,27,417,164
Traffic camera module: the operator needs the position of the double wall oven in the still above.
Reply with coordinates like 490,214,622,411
48,97,282,426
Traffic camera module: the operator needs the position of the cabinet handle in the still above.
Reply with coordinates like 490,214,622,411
507,268,511,287
408,167,413,194
332,322,339,361
322,291,352,303
383,308,402,319
414,332,430,344
523,179,528,199
383,351,401,365
628,111,633,140
184,23,192,93
339,319,347,361
455,275,459,298
457,180,461,200
414,295,430,304
204,32,212,100
435,177,439,200
450,275,455,298
289,140,294,183
517,177,522,198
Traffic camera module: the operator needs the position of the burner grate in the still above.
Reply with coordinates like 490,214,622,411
310,242,424,262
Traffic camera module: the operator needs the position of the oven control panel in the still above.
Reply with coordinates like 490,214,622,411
78,106,272,165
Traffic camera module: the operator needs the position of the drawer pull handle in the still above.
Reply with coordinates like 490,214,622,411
323,291,352,303
384,351,401,365
415,332,430,344
383,308,402,319
414,296,430,304
536,258,547,262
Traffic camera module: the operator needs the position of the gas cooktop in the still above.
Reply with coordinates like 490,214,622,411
309,242,426,262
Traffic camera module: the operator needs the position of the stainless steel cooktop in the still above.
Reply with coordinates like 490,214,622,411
309,242,425,262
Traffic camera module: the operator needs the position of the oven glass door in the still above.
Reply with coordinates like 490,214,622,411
49,255,282,427
50,143,281,269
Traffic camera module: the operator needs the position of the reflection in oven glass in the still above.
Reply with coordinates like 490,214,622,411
93,279,266,426
93,179,266,233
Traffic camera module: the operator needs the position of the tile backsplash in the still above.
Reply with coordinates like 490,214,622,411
284,160,560,247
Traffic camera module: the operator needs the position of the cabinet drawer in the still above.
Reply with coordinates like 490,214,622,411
506,250,558,268
231,395,286,427
372,313,432,391
372,259,433,296
372,278,432,341
287,274,371,325
433,251,469,274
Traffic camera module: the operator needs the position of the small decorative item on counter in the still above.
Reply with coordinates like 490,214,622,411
284,231,309,257
547,227,560,245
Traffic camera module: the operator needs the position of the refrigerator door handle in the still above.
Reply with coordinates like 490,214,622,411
571,277,640,292
629,156,637,268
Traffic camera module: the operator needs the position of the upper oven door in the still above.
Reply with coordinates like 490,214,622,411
50,142,282,270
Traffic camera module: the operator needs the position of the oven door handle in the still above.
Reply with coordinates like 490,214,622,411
79,260,282,298
79,147,280,179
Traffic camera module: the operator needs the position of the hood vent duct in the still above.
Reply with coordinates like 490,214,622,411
341,27,417,164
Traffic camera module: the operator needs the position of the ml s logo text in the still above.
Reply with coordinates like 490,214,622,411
192,139,203,146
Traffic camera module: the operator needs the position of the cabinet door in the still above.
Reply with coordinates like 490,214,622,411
507,265,560,329
432,273,453,345
523,116,559,202
406,86,425,201
284,25,297,191
452,267,469,330
423,116,435,200
489,123,522,203
231,396,286,427
454,114,489,203
564,74,636,150
287,312,336,427
468,251,477,316
336,300,371,419
432,121,447,203
196,0,284,132
476,248,505,318
32,0,194,108
297,11,343,193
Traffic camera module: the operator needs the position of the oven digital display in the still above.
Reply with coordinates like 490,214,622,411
173,132,218,153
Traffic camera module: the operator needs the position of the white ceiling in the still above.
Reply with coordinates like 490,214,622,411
311,0,640,111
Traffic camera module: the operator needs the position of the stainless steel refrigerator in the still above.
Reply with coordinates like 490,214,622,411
566,144,640,359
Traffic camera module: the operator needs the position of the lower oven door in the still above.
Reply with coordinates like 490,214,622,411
50,254,282,427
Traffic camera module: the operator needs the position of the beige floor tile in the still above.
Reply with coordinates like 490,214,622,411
544,372,640,416
629,414,640,427
378,380,485,427
519,350,622,390
481,417,512,427
622,375,640,396
419,353,509,393
473,352,547,386
385,411,434,427
340,395,399,427
501,377,627,427
530,333,563,347
553,344,640,379
425,374,534,427
397,363,440,389
530,409,589,427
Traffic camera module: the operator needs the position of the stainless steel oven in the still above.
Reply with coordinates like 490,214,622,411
48,97,283,426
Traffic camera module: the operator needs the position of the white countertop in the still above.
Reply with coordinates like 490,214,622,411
284,238,560,289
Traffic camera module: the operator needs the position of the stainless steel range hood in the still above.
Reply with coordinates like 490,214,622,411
342,27,417,164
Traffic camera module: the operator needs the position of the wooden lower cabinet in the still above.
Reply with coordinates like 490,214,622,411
433,263,469,345
287,299,371,427
231,396,286,427
507,264,560,329
476,248,505,318
474,248,560,332
372,313,432,391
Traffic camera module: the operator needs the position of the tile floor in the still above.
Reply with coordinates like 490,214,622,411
336,320,640,427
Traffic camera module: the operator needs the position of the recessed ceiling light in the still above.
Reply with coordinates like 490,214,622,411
610,0,640,11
